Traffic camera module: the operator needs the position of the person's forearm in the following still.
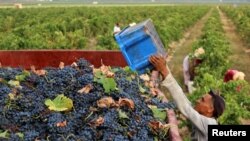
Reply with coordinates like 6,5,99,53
161,74,192,117
159,68,168,79
161,73,209,133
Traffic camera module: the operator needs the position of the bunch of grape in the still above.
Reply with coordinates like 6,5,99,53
0,58,175,141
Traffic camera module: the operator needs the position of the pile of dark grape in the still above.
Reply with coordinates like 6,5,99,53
0,58,175,141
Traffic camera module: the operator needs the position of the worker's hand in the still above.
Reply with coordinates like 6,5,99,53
149,55,168,79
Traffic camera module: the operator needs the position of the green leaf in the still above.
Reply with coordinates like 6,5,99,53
0,78,8,85
126,76,132,82
15,75,26,82
100,77,117,93
93,71,103,83
118,109,129,119
94,77,98,83
149,105,167,121
123,66,135,74
0,130,9,139
45,94,73,112
8,93,15,100
111,68,119,72
94,70,102,78
139,85,146,93
16,132,24,139
94,70,117,93
123,66,130,72
8,80,20,87
15,70,30,81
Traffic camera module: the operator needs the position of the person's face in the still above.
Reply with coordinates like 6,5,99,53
193,58,202,66
194,94,214,117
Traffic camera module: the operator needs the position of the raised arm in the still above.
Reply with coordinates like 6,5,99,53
149,55,211,134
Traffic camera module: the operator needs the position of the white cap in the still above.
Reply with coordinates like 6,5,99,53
194,47,205,57
129,22,136,27
233,71,245,80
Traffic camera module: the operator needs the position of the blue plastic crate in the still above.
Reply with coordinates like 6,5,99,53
115,19,166,74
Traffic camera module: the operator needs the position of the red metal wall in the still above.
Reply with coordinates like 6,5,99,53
0,50,127,69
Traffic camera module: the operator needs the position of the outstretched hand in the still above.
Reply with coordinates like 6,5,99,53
149,55,169,79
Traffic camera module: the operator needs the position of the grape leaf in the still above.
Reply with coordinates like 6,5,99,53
154,137,159,141
149,105,166,121
123,66,131,72
89,117,104,127
0,130,9,139
78,84,93,94
97,97,116,108
45,94,73,112
8,93,15,100
16,132,24,139
0,78,7,84
100,65,115,77
8,80,20,87
94,69,117,93
100,77,117,93
118,98,135,109
139,85,146,93
15,75,26,82
126,76,132,82
94,70,102,82
15,70,30,81
118,109,129,119
111,68,119,72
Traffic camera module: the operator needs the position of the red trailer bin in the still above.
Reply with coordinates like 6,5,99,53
0,50,127,69
0,50,181,141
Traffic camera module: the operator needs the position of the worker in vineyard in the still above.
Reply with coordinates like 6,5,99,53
113,22,121,35
183,47,205,93
149,55,225,141
224,69,245,92
224,69,245,82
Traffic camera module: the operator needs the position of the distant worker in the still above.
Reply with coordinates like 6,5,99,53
224,69,245,82
224,69,245,92
129,22,136,27
113,22,121,35
183,47,205,93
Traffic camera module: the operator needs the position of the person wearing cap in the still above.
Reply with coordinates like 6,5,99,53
183,47,205,93
224,69,245,92
149,55,225,141
224,69,245,82
113,22,121,35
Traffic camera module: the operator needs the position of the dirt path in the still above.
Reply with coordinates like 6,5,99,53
166,9,212,88
218,8,250,83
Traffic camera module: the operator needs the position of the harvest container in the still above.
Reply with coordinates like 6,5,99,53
115,19,166,74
